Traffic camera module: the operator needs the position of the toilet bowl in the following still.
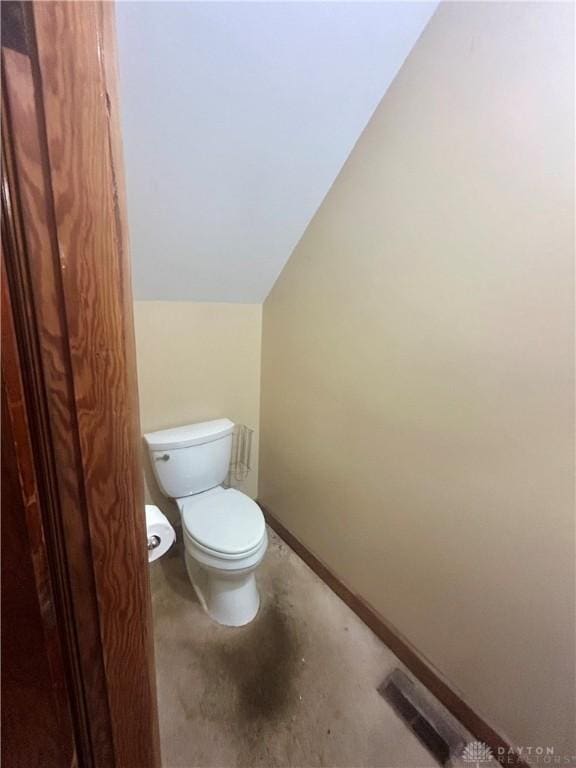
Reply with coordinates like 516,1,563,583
144,419,267,627
178,487,267,626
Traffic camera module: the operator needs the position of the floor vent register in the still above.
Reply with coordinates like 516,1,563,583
378,669,467,766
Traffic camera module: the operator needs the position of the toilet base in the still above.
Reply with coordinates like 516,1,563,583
185,550,260,627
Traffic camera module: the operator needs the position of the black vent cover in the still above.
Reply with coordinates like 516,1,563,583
378,669,466,766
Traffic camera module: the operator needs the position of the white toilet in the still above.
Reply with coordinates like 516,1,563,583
145,418,267,627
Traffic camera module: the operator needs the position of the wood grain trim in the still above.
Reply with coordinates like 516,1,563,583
262,506,528,768
2,2,160,766
28,3,160,766
2,41,111,766
1,253,77,766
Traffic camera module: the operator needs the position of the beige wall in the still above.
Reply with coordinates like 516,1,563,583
134,302,261,518
260,2,574,753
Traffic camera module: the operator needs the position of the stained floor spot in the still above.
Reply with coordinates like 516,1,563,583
211,597,302,723
150,526,452,767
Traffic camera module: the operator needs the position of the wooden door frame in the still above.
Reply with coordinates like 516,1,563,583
1,2,160,766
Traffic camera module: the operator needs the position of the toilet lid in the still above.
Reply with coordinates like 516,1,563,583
181,489,265,555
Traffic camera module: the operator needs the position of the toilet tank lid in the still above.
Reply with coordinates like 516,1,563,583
144,418,234,451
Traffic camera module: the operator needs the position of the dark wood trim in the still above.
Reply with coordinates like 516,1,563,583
2,252,78,767
2,3,160,766
2,40,108,768
262,505,527,768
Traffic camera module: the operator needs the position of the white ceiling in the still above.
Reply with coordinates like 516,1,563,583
116,1,438,303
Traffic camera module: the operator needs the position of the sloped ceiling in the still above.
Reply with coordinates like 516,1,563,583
116,1,438,303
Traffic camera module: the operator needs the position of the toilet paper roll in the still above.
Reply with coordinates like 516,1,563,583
145,504,175,563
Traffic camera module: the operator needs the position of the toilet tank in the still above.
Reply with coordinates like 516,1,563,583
144,419,234,499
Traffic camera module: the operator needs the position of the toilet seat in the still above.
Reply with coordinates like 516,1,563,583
183,526,268,572
180,487,265,558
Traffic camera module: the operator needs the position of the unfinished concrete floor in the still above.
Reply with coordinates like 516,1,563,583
150,525,444,768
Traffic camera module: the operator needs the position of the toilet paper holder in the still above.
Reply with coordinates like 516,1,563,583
147,534,161,551
145,504,175,563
